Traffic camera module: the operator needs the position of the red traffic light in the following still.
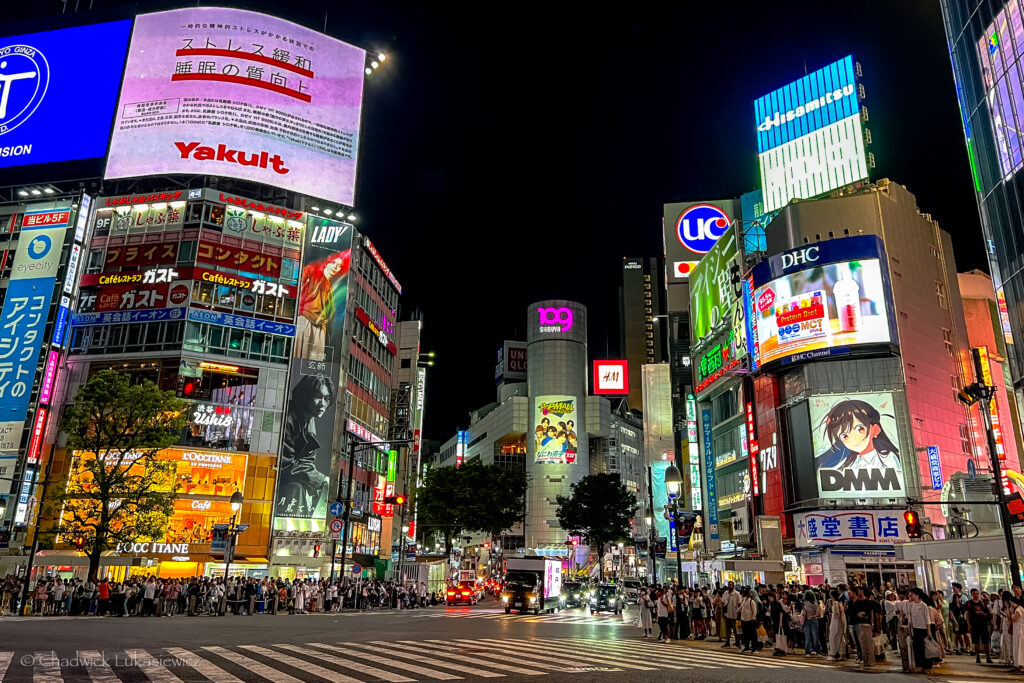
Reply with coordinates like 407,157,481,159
904,510,922,539
74,536,85,551
313,543,321,558
571,539,578,546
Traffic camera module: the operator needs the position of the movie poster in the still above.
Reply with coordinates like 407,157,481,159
273,217,352,526
534,395,578,464
808,392,906,500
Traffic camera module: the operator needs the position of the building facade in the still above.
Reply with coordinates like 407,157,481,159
620,257,666,409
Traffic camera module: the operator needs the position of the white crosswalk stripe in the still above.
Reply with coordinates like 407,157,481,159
238,645,364,683
307,643,461,680
32,652,62,683
164,647,244,683
276,644,416,683
77,650,119,682
412,609,626,625
0,636,855,681
123,649,181,682
201,645,306,683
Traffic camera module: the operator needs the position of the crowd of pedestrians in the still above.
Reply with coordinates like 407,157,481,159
629,579,1024,674
1,574,443,617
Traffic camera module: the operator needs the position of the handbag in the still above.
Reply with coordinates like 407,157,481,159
775,633,788,651
924,636,942,661
756,625,767,638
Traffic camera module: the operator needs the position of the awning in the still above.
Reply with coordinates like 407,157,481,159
896,533,1024,562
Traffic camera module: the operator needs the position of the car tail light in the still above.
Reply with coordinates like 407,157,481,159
447,591,455,596
461,591,470,595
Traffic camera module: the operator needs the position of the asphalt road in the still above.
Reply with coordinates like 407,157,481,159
0,598,997,682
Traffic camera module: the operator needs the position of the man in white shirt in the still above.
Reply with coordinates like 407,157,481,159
722,582,741,648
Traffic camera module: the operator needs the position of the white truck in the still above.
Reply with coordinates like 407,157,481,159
502,556,562,614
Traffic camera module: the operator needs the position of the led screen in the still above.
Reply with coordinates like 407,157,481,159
533,395,578,465
105,7,365,205
978,0,1024,179
808,392,906,500
750,236,895,367
0,20,131,168
754,55,868,212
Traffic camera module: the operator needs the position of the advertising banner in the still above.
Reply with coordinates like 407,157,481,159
104,240,179,269
978,2,1024,179
755,55,868,212
663,200,739,284
702,408,719,539
495,340,527,383
808,392,906,500
78,281,190,313
794,509,910,546
105,7,366,206
93,204,186,236
689,223,742,346
0,207,69,452
593,360,628,395
750,236,894,367
0,21,132,169
273,217,352,528
533,395,578,464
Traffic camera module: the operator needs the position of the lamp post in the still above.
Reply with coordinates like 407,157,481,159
398,523,410,584
664,464,684,587
219,490,245,615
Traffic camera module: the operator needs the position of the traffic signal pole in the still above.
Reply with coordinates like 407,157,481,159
980,390,1023,589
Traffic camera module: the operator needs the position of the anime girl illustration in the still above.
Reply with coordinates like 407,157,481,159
814,397,903,489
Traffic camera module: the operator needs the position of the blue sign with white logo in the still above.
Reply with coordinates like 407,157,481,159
702,408,719,540
71,307,184,327
51,297,69,347
187,309,295,337
927,445,943,491
675,203,732,255
0,20,131,169
328,501,344,517
754,55,859,154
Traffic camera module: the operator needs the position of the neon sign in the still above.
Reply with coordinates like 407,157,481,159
538,306,573,332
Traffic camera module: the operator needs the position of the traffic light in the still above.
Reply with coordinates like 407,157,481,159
313,543,321,558
383,494,406,505
74,536,85,551
904,510,922,539
956,382,991,406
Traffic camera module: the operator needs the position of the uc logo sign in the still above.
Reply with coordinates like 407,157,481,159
538,306,573,332
0,44,50,136
676,204,731,255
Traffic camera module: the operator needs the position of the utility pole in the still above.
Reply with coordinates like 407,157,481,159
979,386,1022,588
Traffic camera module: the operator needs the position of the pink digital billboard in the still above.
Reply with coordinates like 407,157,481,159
105,7,365,206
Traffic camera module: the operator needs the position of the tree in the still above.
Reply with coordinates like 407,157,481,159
556,472,639,581
50,370,188,581
416,461,528,559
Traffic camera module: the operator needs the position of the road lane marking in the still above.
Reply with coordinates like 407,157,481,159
457,638,655,671
0,652,11,681
515,638,720,671
32,652,62,683
123,649,181,682
201,646,305,683
164,648,243,683
389,640,548,676
418,640,566,672
239,646,363,683
356,642,503,678
308,643,461,681
76,651,119,683
277,644,415,683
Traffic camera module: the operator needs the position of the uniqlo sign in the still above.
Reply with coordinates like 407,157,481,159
593,360,629,395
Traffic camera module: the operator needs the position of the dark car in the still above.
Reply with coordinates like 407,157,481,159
445,583,477,606
589,583,622,614
560,581,586,608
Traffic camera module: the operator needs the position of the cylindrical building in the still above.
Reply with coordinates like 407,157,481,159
526,299,588,551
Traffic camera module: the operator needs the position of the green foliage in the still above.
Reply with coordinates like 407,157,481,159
556,473,639,580
416,461,527,556
53,370,188,580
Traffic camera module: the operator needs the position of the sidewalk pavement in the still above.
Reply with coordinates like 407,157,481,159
647,634,1024,679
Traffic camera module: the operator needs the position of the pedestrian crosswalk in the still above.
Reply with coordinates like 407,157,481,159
0,636,835,681
406,607,628,625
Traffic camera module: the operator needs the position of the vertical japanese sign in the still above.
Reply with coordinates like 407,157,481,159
273,217,352,530
927,445,943,490
746,402,760,497
686,394,701,512
0,208,68,453
702,408,719,539
105,7,366,205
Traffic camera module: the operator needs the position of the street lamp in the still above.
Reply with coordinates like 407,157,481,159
398,523,410,583
219,490,246,614
663,464,684,587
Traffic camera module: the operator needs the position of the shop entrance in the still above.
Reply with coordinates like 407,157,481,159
846,562,916,591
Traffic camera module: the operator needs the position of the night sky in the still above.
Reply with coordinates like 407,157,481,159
8,2,986,440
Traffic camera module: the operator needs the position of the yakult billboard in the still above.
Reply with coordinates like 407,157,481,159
105,7,366,206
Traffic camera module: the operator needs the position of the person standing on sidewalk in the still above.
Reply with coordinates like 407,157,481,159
907,589,933,673
801,590,824,657
739,588,758,653
656,589,671,642
638,590,654,638
825,588,847,661
849,587,881,669
721,583,740,648
966,587,993,664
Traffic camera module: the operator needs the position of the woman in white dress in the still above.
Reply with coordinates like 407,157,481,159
637,590,654,638
1011,591,1024,673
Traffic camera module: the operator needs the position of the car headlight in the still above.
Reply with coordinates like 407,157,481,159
529,596,537,603
501,595,509,602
